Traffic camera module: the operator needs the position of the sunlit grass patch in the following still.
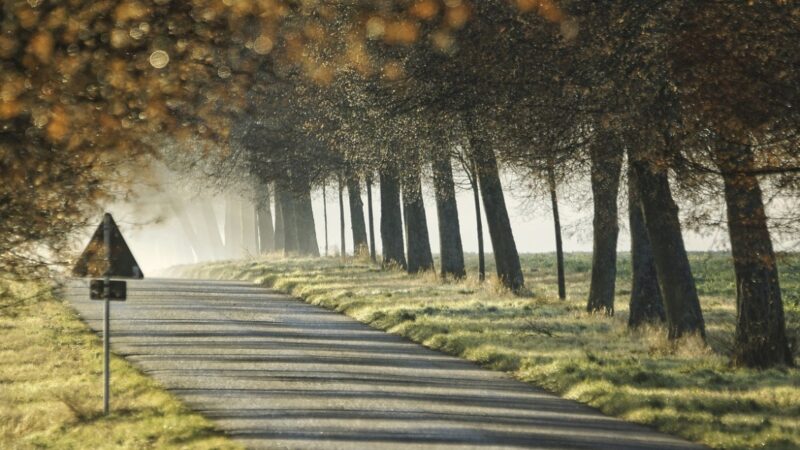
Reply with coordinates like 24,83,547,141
0,279,240,450
181,252,800,450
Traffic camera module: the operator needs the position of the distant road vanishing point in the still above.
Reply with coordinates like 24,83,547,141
64,278,703,450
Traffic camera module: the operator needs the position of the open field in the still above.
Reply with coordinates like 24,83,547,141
0,279,240,450
179,252,800,450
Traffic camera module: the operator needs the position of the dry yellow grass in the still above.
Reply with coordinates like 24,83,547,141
179,252,800,450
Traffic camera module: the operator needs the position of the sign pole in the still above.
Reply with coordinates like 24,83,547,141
72,212,142,415
103,213,111,416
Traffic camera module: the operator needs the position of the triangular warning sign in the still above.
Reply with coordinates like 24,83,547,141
72,213,144,279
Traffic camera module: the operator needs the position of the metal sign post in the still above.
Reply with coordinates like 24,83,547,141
103,213,111,416
72,212,143,416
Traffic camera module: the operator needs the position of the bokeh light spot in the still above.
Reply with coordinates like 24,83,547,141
149,50,169,69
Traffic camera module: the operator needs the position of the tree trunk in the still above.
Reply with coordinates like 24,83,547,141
241,200,258,256
469,136,524,291
587,143,623,315
548,167,566,300
379,167,407,269
366,175,377,263
277,183,299,255
256,190,274,254
295,187,319,257
470,160,486,282
338,175,346,258
627,164,666,328
715,145,793,368
273,191,285,253
432,154,466,279
322,183,328,256
346,173,369,256
630,154,705,339
402,171,434,273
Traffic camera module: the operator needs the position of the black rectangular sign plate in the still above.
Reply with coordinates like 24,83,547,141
90,279,127,301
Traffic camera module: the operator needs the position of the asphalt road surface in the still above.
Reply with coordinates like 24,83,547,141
63,278,702,450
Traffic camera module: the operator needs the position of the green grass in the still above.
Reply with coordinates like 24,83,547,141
0,279,241,450
178,252,800,450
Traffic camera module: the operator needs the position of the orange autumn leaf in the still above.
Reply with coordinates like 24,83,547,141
409,1,441,20
114,1,149,23
383,21,419,45
445,3,471,29
514,0,565,22
46,106,70,142
0,101,22,119
28,31,54,64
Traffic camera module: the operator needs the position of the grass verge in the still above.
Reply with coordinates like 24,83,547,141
176,252,800,450
0,278,241,450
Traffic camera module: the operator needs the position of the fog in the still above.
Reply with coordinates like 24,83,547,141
74,166,734,277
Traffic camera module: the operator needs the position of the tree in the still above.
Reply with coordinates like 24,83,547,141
630,149,705,339
379,163,407,270
295,186,320,257
322,183,329,256
587,134,624,315
457,152,486,282
276,181,299,255
432,150,466,279
468,126,524,291
627,165,666,328
547,164,567,300
338,174,346,258
255,185,275,253
346,173,369,256
667,1,798,367
366,175,378,263
274,196,285,252
402,170,434,274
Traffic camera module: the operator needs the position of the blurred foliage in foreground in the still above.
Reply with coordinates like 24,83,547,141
0,0,562,277
179,252,800,450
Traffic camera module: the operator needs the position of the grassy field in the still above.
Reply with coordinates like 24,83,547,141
0,279,241,450
179,252,800,450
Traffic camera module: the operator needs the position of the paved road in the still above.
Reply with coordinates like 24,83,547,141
63,279,702,449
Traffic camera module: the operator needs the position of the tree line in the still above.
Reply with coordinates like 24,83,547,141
1,1,797,369
212,2,799,370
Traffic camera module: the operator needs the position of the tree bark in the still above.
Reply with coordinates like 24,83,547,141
627,164,666,328
379,167,407,269
277,182,299,255
402,171,434,273
470,160,486,282
587,143,624,315
366,175,377,263
256,190,274,254
273,190,285,253
346,173,369,256
548,167,566,300
469,136,524,291
432,154,466,279
715,145,793,367
295,187,319,257
338,174,346,258
241,200,258,256
322,183,328,256
630,154,705,339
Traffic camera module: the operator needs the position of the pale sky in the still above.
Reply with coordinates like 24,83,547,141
99,170,729,275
